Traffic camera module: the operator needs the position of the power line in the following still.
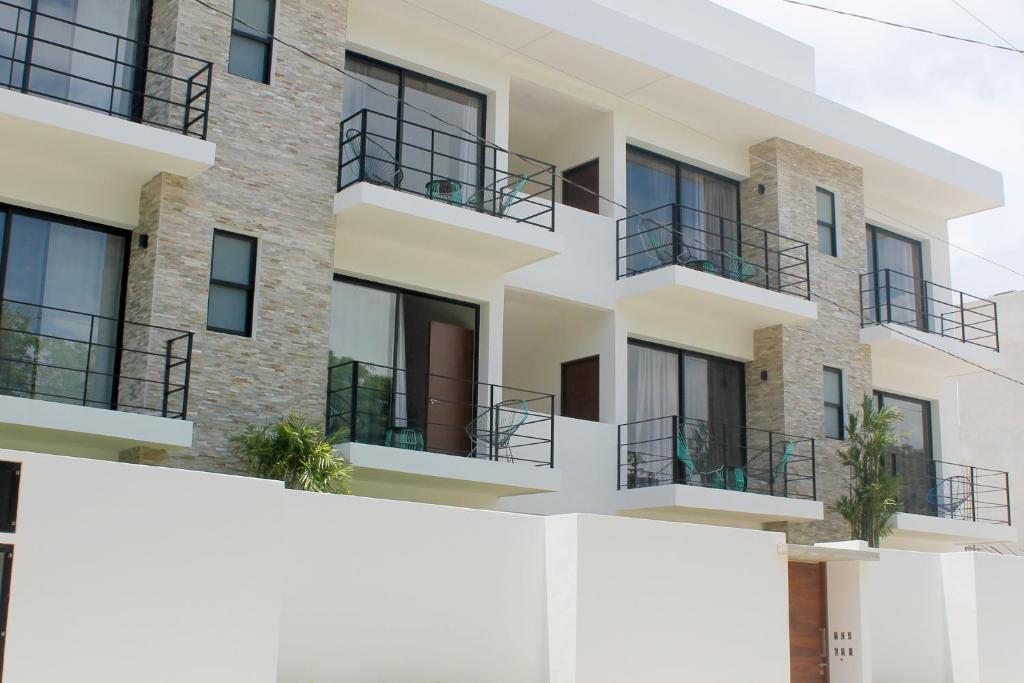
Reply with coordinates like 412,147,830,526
189,0,1023,389
948,0,1022,53
778,0,1024,55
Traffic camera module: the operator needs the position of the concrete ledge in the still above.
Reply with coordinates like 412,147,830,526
782,542,880,563
861,324,1003,376
885,512,1017,549
338,441,562,500
0,395,193,459
615,483,824,528
334,182,564,273
0,89,216,227
615,266,817,332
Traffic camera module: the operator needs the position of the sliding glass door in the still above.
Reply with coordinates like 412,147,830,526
341,53,485,200
328,278,479,455
1,0,150,118
866,225,925,329
624,147,739,276
0,207,128,408
627,340,745,485
876,391,934,516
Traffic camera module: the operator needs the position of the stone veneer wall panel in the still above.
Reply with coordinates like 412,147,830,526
744,138,873,543
124,0,348,471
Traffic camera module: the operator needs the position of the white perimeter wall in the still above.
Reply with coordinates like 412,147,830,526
867,548,1024,683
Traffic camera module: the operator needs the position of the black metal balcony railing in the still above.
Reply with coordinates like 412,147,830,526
617,415,817,500
0,299,192,418
859,270,999,351
616,204,812,299
889,451,1010,525
326,359,555,467
338,108,556,231
0,0,212,138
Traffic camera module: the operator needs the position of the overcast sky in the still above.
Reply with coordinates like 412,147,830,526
709,0,1024,298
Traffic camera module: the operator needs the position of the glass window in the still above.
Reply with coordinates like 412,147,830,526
624,147,740,277
0,209,127,408
823,367,843,439
876,391,934,516
207,231,256,335
816,187,836,256
865,225,925,329
228,0,274,83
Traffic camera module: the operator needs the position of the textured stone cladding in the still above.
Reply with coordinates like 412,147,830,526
124,0,348,471
741,138,873,543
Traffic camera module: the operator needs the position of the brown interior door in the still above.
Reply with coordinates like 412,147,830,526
426,321,475,455
562,159,600,214
788,562,829,683
561,355,600,421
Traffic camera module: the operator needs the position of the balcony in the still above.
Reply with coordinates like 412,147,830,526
859,270,1002,375
0,298,193,457
0,0,216,225
333,108,563,274
614,415,823,527
884,453,1015,548
326,360,561,503
614,205,817,333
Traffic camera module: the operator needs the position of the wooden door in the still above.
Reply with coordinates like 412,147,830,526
562,159,600,214
426,321,475,455
789,562,829,683
561,356,600,422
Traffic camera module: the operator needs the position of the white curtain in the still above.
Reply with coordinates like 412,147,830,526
393,298,407,427
628,344,679,484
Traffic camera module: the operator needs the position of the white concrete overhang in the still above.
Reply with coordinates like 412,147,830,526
861,324,1003,377
781,542,880,563
886,512,1017,547
391,0,1003,219
333,182,564,273
337,442,562,498
0,395,193,459
615,266,818,330
0,89,216,227
615,484,824,528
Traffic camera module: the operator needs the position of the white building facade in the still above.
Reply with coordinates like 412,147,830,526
0,0,1019,680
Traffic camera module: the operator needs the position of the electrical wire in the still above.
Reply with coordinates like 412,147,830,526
948,0,1022,53
779,0,1024,55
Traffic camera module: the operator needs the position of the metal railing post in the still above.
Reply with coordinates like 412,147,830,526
811,439,817,501
970,465,978,522
349,361,359,443
109,36,120,117
548,393,555,468
768,431,775,496
162,337,172,418
671,204,681,264
201,64,212,140
358,109,368,182
993,302,1001,352
672,415,680,483
885,269,893,323
959,290,967,343
1005,471,1011,525
617,423,623,490
183,70,193,135
181,332,193,418
489,384,496,461
763,228,770,290
82,316,95,407
20,5,37,93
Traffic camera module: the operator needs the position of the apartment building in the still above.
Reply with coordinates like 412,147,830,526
0,0,1022,681
0,0,1015,551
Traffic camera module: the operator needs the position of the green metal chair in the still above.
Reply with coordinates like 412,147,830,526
675,426,726,488
385,427,424,451
467,174,530,217
728,467,746,492
724,250,761,282
466,399,529,462
425,178,463,204
770,442,796,493
342,128,402,186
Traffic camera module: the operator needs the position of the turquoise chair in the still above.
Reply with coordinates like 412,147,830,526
729,467,746,492
385,427,424,451
342,128,402,186
465,174,529,216
724,250,760,282
675,429,725,488
426,178,463,204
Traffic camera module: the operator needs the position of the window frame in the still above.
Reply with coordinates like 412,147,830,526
816,187,837,257
0,544,11,678
228,0,276,84
207,230,258,337
823,366,844,440
874,390,934,460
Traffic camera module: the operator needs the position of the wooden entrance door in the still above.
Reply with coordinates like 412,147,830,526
788,562,829,682
562,159,600,214
561,355,600,421
425,321,475,455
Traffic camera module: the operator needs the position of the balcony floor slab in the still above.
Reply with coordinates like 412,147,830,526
334,182,563,274
0,395,193,459
883,512,1017,550
615,483,823,529
861,324,1003,376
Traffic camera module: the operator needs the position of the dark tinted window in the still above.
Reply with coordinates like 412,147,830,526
228,0,275,83
208,231,256,336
